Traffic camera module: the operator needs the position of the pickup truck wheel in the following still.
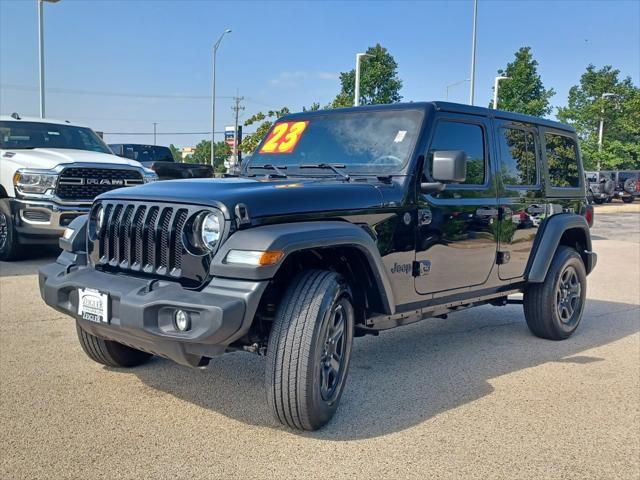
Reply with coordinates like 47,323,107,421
76,321,152,367
0,199,23,261
523,247,586,340
266,270,354,431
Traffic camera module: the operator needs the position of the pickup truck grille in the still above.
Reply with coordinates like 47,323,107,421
57,167,143,200
88,201,212,289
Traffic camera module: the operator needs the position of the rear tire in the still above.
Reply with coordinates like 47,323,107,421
266,270,354,431
76,321,152,367
0,199,23,261
592,197,604,205
622,196,634,203
524,247,586,340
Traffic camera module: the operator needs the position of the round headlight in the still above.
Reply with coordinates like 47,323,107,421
191,211,221,252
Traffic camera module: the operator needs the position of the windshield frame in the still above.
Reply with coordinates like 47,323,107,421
247,107,426,177
0,121,112,154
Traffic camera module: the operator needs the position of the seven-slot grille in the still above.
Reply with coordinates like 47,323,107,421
91,201,196,281
56,167,143,200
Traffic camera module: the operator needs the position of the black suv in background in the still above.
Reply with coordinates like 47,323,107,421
41,102,596,430
109,144,214,181
613,170,638,203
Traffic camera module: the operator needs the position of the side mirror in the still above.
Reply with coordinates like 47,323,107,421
432,150,467,183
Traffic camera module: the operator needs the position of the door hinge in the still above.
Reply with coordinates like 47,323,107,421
497,251,511,265
412,260,431,277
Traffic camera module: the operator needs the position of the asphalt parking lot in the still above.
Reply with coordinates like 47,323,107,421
1,206,638,480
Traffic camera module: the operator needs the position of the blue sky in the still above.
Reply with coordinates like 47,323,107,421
1,0,638,148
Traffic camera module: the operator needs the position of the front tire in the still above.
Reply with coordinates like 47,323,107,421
0,199,23,261
76,321,152,367
622,196,634,203
524,247,587,340
266,270,354,431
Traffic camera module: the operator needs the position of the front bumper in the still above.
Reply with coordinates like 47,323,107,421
11,198,90,242
39,252,268,366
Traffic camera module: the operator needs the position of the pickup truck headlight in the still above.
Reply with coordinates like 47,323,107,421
13,169,58,197
188,211,223,253
142,168,158,183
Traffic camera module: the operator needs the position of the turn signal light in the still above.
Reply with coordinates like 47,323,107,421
225,250,284,266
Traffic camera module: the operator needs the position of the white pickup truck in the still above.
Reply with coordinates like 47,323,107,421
0,114,157,260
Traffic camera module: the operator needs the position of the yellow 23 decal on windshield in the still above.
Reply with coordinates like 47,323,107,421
260,121,309,154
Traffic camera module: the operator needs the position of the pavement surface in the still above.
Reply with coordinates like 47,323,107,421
1,208,639,480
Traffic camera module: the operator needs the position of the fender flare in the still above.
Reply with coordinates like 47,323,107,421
211,221,396,315
527,213,594,283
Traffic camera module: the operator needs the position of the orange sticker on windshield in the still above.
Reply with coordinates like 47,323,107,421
260,121,308,154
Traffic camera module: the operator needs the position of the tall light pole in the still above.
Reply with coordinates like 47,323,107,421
446,79,470,101
211,28,232,167
597,92,617,171
492,76,510,109
153,122,158,146
354,53,373,107
469,0,478,105
38,0,60,118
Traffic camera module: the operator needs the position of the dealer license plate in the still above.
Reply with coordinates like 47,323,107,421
78,288,109,324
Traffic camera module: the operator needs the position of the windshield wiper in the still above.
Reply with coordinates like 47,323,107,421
247,164,288,178
300,163,351,181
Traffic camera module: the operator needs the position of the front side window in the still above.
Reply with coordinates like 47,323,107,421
545,133,580,188
498,128,538,186
0,121,111,153
427,121,485,185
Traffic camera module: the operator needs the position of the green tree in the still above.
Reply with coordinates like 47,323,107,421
492,47,555,116
168,144,182,162
239,107,290,154
331,43,403,108
186,140,231,171
557,64,639,170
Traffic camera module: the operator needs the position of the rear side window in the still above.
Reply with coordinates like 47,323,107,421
545,133,580,188
428,121,485,185
498,128,537,186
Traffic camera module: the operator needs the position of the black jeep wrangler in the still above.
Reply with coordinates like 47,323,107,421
39,102,597,431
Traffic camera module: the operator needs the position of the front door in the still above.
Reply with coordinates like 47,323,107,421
415,115,498,294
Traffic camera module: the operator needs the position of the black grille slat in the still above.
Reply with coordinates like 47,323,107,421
131,206,146,269
56,167,143,200
107,204,123,264
170,209,188,274
90,201,211,289
119,205,135,266
157,208,174,273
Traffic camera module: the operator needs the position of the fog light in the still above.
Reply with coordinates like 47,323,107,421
174,310,191,332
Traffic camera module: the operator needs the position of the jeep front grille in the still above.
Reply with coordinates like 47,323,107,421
57,167,143,200
89,201,213,289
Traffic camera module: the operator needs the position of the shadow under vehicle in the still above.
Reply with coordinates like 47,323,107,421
40,102,597,431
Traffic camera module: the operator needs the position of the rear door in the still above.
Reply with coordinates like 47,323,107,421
415,114,498,294
494,120,544,280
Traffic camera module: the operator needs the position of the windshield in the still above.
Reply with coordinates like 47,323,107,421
0,121,111,153
111,144,173,163
248,109,424,175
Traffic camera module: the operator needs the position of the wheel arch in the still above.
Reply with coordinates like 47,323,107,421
211,221,396,316
527,213,595,283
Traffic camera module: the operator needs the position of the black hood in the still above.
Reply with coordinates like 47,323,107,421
98,177,385,218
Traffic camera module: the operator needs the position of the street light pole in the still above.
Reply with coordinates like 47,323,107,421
469,0,478,105
446,79,470,101
211,28,232,167
354,53,373,107
37,0,60,118
597,92,617,171
153,122,158,146
492,76,510,109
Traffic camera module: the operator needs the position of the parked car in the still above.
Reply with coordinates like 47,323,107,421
612,170,638,203
0,114,157,260
40,102,596,431
109,144,214,180
585,170,614,204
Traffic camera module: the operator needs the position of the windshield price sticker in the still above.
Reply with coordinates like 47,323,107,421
260,121,309,154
